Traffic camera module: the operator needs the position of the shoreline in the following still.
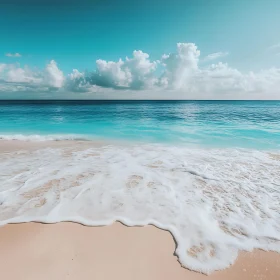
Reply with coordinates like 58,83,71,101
0,222,280,279
0,140,280,280
1,138,280,151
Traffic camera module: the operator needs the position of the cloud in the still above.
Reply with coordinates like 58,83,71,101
5,53,22,58
93,50,158,89
159,43,200,89
44,60,64,88
1,43,280,99
6,67,41,84
65,69,89,92
0,60,64,91
204,52,229,61
95,58,132,88
66,50,158,91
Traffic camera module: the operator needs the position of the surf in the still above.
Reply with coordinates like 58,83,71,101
0,143,279,274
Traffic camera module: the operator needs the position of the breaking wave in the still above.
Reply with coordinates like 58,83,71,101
0,134,91,141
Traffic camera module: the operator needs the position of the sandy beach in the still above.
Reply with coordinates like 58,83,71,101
0,222,279,280
1,0,280,275
0,140,280,279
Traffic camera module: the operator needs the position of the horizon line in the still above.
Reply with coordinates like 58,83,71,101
0,99,279,102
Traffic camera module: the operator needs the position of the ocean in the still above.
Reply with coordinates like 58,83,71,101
0,100,280,273
0,100,280,149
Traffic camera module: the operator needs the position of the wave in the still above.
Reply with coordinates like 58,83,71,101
0,134,92,141
0,143,280,274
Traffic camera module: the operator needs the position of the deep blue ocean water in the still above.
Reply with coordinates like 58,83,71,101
0,100,279,149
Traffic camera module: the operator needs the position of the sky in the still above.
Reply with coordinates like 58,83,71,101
0,0,280,99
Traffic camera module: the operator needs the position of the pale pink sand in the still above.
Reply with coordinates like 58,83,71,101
0,222,279,280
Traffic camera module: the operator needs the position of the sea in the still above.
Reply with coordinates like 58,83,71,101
0,100,280,273
0,100,280,149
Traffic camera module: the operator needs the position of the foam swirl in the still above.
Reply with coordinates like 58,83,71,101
0,144,280,273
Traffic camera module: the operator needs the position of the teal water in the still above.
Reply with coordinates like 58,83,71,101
0,100,279,149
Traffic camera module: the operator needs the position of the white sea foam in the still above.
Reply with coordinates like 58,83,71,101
0,134,90,141
0,143,280,274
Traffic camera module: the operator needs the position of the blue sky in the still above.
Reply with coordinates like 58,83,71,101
1,0,280,72
0,0,280,99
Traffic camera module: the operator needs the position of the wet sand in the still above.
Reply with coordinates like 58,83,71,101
0,140,103,153
0,222,279,280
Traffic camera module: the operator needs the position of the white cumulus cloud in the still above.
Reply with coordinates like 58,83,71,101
0,60,64,91
1,42,280,99
44,60,64,88
6,66,41,84
93,50,158,89
160,43,200,89
95,58,132,88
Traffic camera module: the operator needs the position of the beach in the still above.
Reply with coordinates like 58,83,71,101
0,222,280,280
1,0,280,276
0,140,280,279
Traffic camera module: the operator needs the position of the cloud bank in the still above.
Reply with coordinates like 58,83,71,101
0,43,280,99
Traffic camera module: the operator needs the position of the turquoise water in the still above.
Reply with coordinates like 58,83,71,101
0,100,279,149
